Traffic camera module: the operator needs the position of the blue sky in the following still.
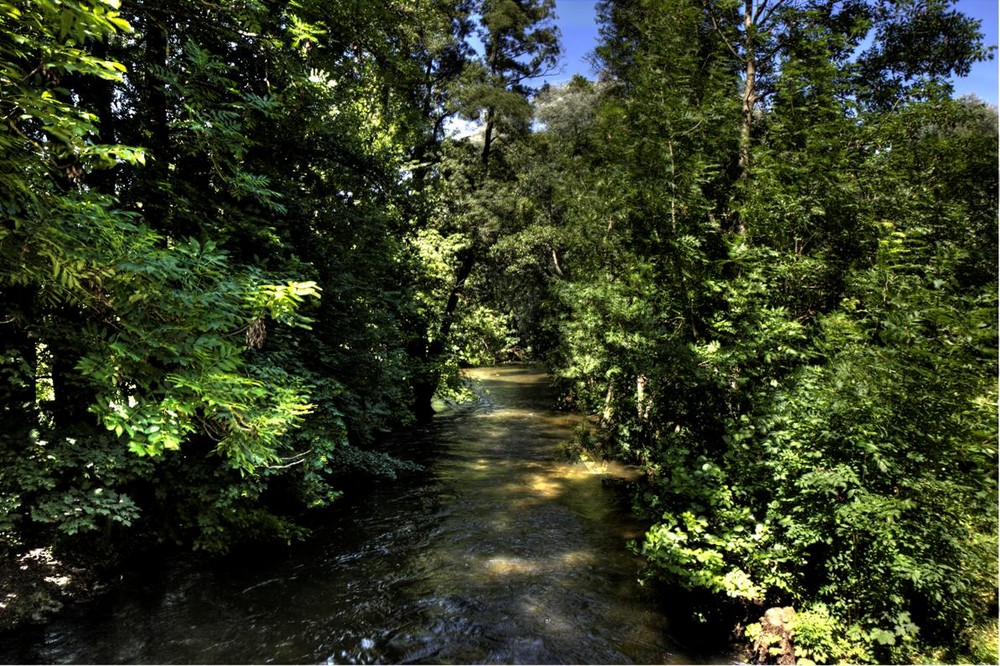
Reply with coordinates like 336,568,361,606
543,0,999,105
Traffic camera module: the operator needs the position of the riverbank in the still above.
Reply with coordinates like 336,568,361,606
1,366,732,664
0,547,100,632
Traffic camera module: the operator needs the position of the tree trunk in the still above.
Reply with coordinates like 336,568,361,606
412,379,437,423
481,107,495,169
738,0,757,181
143,15,171,228
412,249,477,422
74,39,117,195
0,287,38,432
50,326,90,429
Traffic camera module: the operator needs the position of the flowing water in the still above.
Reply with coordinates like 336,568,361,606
1,366,729,664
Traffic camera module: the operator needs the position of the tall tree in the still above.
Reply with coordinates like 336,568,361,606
546,0,996,661
410,0,560,420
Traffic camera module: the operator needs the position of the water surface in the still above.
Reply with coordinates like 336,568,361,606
1,366,719,664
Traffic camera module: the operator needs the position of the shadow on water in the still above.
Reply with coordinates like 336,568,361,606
0,365,735,665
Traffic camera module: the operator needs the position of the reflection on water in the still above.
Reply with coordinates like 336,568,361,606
0,366,721,665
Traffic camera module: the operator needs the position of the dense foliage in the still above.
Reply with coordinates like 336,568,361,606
0,0,995,662
462,0,996,662
0,0,486,554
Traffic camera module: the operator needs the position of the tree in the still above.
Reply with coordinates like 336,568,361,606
551,0,996,661
0,0,330,554
0,0,477,555
409,0,560,420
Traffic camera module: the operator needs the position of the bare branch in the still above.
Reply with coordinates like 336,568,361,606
758,0,789,29
551,248,564,277
703,0,743,62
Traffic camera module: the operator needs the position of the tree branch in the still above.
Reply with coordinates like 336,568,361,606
703,0,743,62
757,0,789,30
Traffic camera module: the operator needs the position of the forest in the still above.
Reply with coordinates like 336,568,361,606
0,0,996,663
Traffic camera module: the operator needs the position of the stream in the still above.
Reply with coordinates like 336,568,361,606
1,366,731,664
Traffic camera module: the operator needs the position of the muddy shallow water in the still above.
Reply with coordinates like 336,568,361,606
0,366,730,664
